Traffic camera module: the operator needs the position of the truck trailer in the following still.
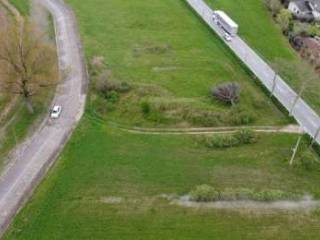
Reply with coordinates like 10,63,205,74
214,10,238,36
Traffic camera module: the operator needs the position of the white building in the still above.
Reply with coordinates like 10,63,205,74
288,0,320,21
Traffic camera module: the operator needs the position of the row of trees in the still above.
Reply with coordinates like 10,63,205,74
265,0,320,37
0,20,57,113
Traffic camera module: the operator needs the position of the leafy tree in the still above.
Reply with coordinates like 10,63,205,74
276,9,292,34
0,21,57,113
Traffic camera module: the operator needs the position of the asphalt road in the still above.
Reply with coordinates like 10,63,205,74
0,0,87,236
187,0,320,143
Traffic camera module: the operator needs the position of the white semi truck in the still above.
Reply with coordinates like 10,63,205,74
213,10,238,37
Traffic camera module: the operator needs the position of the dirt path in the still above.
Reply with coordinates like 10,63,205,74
113,124,304,135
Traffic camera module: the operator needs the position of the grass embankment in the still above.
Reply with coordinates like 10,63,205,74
74,0,288,127
4,0,320,239
206,0,320,113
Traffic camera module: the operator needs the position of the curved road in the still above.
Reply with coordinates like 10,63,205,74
0,0,87,236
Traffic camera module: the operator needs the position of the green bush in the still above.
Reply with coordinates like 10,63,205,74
105,90,120,103
229,107,255,125
254,190,297,201
94,69,131,98
204,134,240,148
185,111,223,127
200,130,258,149
234,129,258,144
189,185,299,202
141,101,151,115
189,184,220,202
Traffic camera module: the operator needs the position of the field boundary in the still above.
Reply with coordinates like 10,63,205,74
116,124,303,135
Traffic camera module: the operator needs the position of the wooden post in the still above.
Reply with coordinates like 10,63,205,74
289,135,303,166
289,95,300,116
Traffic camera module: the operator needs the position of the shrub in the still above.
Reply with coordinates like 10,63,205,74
234,129,258,144
94,70,131,97
203,134,240,148
141,101,151,115
276,9,293,34
89,56,105,76
229,107,255,125
185,110,223,127
189,185,300,202
211,82,240,105
105,90,119,103
189,184,220,202
200,130,258,149
255,190,295,201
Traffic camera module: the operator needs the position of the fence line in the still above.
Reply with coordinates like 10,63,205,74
186,0,320,144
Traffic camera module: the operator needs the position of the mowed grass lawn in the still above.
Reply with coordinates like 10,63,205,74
4,115,320,240
69,0,289,126
9,0,29,15
206,0,320,113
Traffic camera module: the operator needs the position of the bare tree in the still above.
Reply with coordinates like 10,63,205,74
276,9,292,34
0,21,57,113
211,82,240,105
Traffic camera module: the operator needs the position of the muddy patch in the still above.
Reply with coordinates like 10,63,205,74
172,195,320,211
152,66,178,72
100,196,123,204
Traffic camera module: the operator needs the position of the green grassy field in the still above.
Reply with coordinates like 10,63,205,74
72,0,290,127
4,0,320,239
4,115,320,240
206,0,320,113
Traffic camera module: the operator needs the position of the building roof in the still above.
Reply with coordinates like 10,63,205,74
302,37,320,50
291,0,320,12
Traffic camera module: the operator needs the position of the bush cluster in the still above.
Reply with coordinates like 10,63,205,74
211,82,240,105
201,129,258,148
140,97,255,127
92,69,131,107
189,185,299,202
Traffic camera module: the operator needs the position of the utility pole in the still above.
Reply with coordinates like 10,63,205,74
289,135,303,166
270,72,277,97
310,126,320,146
